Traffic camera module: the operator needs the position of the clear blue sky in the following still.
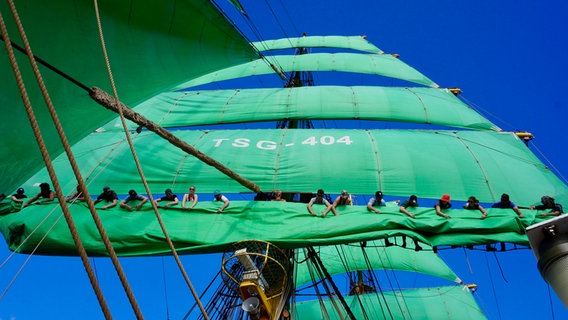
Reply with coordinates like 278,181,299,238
1,1,568,319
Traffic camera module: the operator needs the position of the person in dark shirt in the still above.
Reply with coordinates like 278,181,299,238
463,196,488,219
434,194,452,218
399,195,418,218
530,196,563,217
120,189,148,211
491,193,524,218
24,183,55,207
154,188,179,208
94,186,118,210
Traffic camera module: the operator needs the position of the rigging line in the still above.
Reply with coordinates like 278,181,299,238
371,244,414,320
547,283,556,320
161,257,171,320
182,269,222,320
454,133,497,201
0,34,91,93
92,1,213,318
307,246,356,320
302,248,332,320
1,5,113,319
0,211,65,302
490,252,508,283
360,245,397,320
484,253,503,320
530,141,568,185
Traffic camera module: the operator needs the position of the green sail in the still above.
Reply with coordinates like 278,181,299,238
294,243,461,286
252,35,384,54
175,52,438,89
105,87,498,131
0,0,257,194
293,286,486,320
18,129,567,206
0,199,543,256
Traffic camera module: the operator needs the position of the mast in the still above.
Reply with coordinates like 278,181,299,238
277,33,314,130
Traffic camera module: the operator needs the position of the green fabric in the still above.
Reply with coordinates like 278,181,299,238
252,36,383,54
18,129,567,206
174,53,438,89
106,87,498,131
0,200,550,256
294,243,460,286
293,286,486,320
0,0,257,195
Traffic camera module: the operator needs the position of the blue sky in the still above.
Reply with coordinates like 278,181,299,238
1,1,568,319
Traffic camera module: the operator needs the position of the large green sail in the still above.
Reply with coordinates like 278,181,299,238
105,86,498,131
0,0,257,194
18,129,567,206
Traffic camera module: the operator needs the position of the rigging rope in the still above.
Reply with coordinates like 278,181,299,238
0,4,113,318
92,1,210,319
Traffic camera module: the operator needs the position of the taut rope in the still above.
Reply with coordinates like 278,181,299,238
92,1,210,319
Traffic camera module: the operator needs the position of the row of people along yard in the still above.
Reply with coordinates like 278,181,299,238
0,183,563,218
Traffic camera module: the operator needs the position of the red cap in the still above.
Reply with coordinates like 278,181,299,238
440,194,451,202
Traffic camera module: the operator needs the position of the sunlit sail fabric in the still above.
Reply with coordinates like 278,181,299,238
252,35,384,54
293,286,486,320
175,53,438,89
294,243,461,286
0,200,543,256
0,0,257,194
20,129,567,205
105,87,499,131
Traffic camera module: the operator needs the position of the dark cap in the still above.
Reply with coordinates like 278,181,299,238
376,191,383,198
165,188,172,194
17,187,24,194
409,195,418,202
128,189,137,196
500,193,509,201
103,186,110,191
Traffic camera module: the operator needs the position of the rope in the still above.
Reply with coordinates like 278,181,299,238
0,4,113,318
92,1,210,319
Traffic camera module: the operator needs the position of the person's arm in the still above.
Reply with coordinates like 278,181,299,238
23,193,40,207
12,195,23,203
435,204,450,218
307,201,316,216
399,205,415,218
164,196,179,208
188,194,198,209
479,205,488,219
367,199,380,214
120,199,130,210
321,198,336,217
102,198,117,210
136,196,148,211
513,206,525,218
217,197,229,213
181,194,188,208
